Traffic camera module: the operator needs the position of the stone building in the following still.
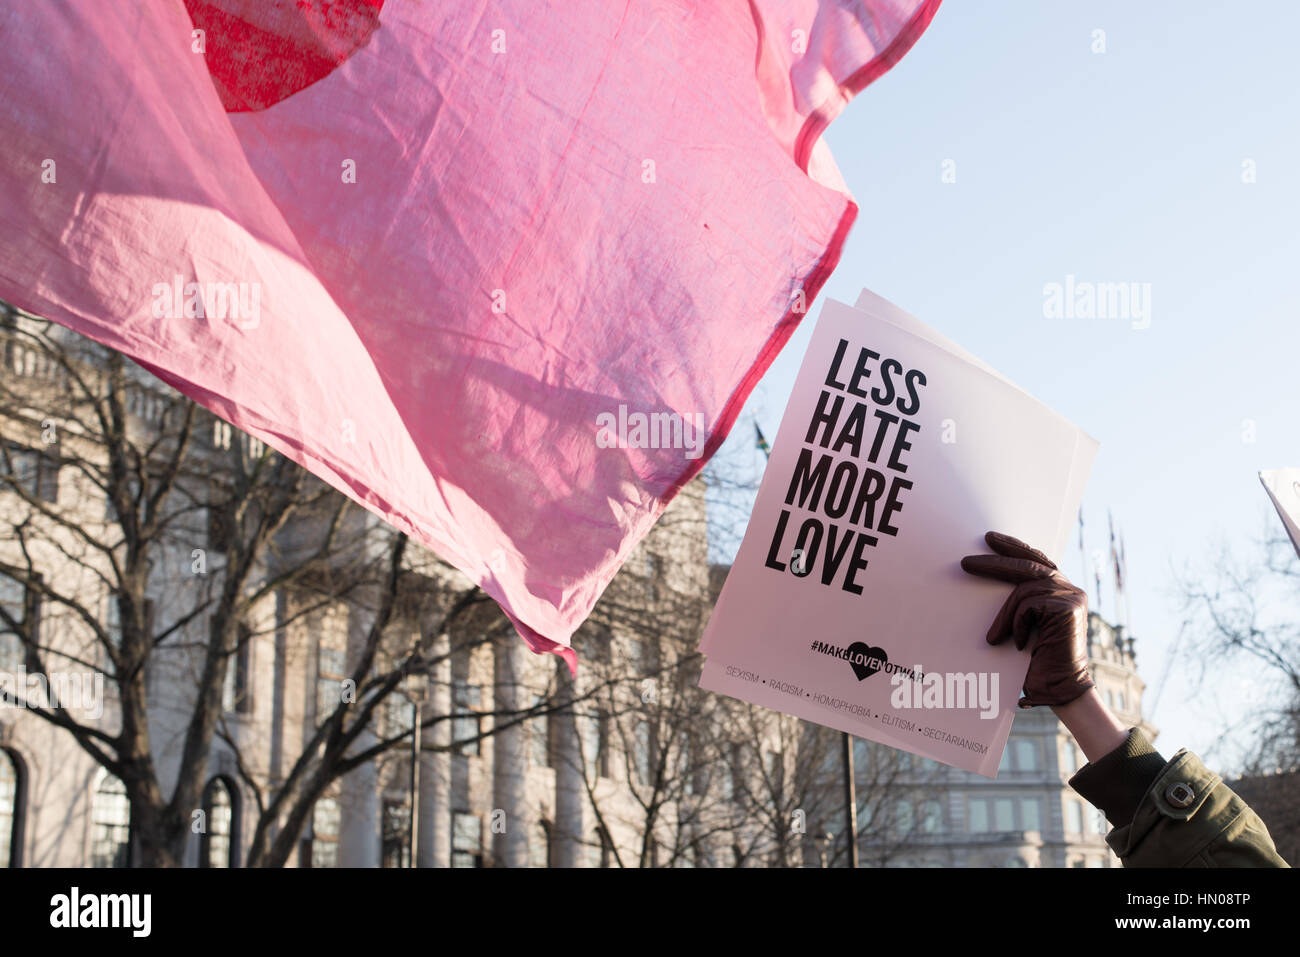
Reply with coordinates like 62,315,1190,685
1,305,773,868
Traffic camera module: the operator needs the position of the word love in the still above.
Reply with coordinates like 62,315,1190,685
765,339,926,593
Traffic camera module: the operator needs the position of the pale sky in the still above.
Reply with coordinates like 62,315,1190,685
711,0,1300,772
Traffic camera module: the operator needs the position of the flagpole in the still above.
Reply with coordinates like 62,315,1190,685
755,416,856,867
1077,507,1086,598
1120,532,1131,632
1109,511,1128,629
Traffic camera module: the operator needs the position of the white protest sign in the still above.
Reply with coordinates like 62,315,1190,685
699,292,1097,777
1259,468,1300,559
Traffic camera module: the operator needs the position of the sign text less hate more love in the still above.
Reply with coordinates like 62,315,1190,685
764,338,926,592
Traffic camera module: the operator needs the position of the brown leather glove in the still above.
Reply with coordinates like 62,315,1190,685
960,530,1094,709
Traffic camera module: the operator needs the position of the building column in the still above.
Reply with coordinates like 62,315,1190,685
553,660,585,867
339,597,379,867
492,631,529,867
419,630,452,867
338,745,381,866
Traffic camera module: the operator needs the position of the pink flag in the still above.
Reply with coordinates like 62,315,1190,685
0,0,939,667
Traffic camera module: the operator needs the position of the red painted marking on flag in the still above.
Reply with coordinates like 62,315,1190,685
184,0,385,112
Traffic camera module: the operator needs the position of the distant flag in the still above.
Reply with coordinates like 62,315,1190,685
755,422,772,459
1109,510,1123,592
1118,530,1131,627
1078,507,1084,549
1090,549,1104,609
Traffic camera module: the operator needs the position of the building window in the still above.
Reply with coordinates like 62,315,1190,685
206,482,232,550
199,776,238,868
530,820,553,868
452,680,482,756
1014,738,1039,771
0,571,36,674
91,774,131,868
919,799,943,834
1,440,58,503
644,552,661,602
893,799,915,837
968,796,1039,834
381,798,411,868
763,748,785,795
851,736,870,773
222,624,253,715
634,721,652,785
994,798,1015,832
315,643,347,723
309,797,340,867
239,432,266,463
452,812,482,868
1020,797,1041,832
0,749,24,868
998,742,1014,772
722,744,739,803
211,419,234,452
582,708,610,780
105,593,121,649
1067,801,1084,834
688,738,709,797
382,692,415,741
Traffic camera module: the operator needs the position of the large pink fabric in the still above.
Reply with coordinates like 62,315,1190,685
0,1,939,667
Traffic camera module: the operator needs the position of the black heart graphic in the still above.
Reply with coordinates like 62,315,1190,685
846,642,887,681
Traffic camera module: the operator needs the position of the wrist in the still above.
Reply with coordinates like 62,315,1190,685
1050,688,1128,763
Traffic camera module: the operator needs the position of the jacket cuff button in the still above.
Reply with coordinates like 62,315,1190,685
1165,782,1196,808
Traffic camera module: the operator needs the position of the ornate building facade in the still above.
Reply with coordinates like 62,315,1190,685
1,307,736,868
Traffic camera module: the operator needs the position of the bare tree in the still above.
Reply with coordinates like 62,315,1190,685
0,302,549,866
1176,526,1299,772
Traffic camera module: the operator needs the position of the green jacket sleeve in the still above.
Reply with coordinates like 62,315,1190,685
1067,728,1289,868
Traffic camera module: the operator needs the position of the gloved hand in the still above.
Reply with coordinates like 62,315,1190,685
960,530,1094,709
